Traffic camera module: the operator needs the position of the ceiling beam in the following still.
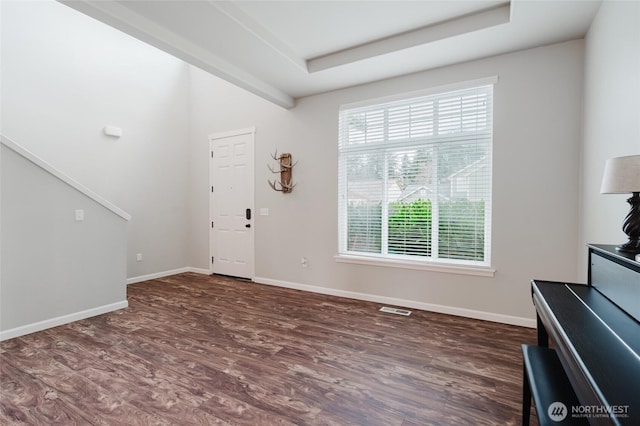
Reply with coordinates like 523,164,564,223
307,3,511,73
208,0,308,73
58,0,295,109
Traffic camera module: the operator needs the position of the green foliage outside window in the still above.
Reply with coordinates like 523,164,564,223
348,199,485,261
388,199,432,256
438,201,485,261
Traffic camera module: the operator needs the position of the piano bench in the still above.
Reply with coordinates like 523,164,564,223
521,344,588,426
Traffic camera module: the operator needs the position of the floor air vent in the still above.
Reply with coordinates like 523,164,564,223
379,306,412,316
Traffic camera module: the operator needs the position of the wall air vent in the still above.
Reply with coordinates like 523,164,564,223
379,306,412,316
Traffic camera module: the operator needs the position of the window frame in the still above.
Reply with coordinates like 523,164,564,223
336,77,497,276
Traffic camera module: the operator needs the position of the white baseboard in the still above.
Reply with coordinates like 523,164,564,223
128,268,535,327
126,267,210,285
2,267,211,341
1,270,533,342
0,300,128,342
253,276,536,328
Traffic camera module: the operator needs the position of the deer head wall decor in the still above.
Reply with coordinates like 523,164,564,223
268,150,297,193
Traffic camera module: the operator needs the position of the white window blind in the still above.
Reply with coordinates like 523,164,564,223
338,84,493,266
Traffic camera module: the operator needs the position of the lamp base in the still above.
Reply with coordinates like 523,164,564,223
616,239,640,254
617,192,640,254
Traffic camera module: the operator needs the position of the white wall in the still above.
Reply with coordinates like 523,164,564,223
580,0,640,278
1,0,190,279
188,40,585,324
1,143,127,337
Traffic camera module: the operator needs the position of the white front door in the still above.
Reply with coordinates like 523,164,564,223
209,128,255,279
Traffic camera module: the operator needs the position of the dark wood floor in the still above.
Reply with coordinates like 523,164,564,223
1,273,537,425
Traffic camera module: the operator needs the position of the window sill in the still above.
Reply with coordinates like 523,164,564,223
334,254,496,277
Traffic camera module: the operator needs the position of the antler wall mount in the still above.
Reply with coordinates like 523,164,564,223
268,150,297,193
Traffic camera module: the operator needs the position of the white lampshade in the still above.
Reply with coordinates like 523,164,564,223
600,155,640,194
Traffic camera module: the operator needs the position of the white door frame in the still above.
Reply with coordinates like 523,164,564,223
208,127,255,278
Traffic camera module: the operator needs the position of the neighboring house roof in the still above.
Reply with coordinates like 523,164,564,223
348,180,402,202
443,156,488,181
399,183,451,202
399,184,430,201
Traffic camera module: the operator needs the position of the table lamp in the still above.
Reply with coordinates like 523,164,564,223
601,154,640,253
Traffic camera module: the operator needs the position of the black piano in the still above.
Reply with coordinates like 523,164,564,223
531,244,640,425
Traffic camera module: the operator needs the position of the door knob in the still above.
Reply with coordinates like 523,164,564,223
245,224,251,228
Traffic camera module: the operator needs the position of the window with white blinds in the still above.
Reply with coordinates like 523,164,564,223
338,83,493,267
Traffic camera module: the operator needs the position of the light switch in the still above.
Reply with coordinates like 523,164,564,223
75,209,85,221
104,125,123,138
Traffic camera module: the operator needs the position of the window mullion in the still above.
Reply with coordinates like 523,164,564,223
432,146,439,260
381,109,389,255
338,154,347,253
432,102,439,260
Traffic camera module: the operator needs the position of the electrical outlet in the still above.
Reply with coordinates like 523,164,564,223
136,253,143,262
